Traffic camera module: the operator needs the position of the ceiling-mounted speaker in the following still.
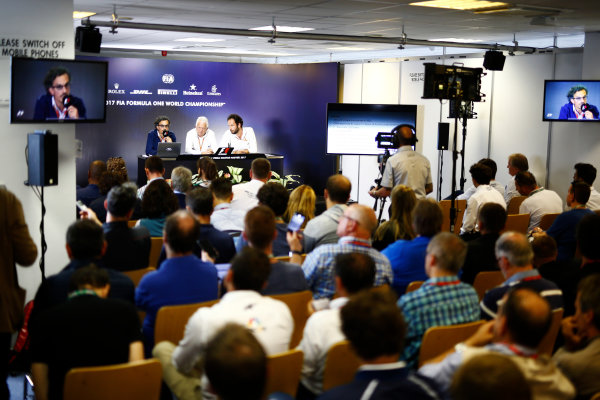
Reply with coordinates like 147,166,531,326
483,50,506,71
75,26,102,53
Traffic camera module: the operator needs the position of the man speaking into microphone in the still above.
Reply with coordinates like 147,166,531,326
33,67,87,120
558,85,599,120
145,115,177,156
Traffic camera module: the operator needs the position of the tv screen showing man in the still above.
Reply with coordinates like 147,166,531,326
34,66,87,120
544,80,600,121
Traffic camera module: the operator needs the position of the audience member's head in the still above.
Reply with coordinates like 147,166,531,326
250,158,271,181
244,206,276,252
337,204,378,239
284,185,316,225
87,160,106,184
334,253,375,295
197,156,218,181
325,174,352,204
144,155,164,175
478,202,507,234
106,182,137,218
412,199,443,237
229,247,271,291
573,162,597,186
186,187,214,217
577,274,600,332
495,232,534,274
164,210,200,255
567,181,591,206
341,290,406,362
577,214,600,261
478,158,498,180
388,185,416,238
531,235,557,268
171,166,192,193
450,353,531,400
204,323,267,400
142,179,179,219
210,177,233,202
469,162,493,185
497,288,551,349
515,171,537,195
106,156,129,182
66,219,105,260
97,171,124,196
68,263,110,296
257,182,289,217
426,232,467,275
508,153,529,176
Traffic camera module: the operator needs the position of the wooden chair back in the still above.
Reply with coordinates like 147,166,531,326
405,281,424,294
154,299,219,345
439,199,467,234
473,270,505,300
503,213,529,234
322,340,361,392
63,359,162,400
538,308,564,356
539,213,560,231
263,349,304,398
148,237,163,268
127,220,138,228
507,196,527,215
269,290,313,349
122,267,155,288
418,320,486,367
590,392,600,400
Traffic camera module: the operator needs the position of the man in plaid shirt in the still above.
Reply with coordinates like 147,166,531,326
398,232,480,369
288,204,392,300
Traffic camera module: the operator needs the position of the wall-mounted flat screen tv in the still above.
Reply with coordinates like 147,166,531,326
326,103,417,155
10,57,108,123
543,80,600,121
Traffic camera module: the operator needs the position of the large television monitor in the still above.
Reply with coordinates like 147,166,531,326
10,57,108,123
326,103,417,155
543,80,600,121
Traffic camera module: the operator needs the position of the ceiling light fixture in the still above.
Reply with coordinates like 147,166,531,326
409,0,512,11
73,11,96,19
250,25,314,33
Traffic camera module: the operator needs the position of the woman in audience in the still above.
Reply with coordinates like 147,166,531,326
283,184,316,229
88,171,126,223
372,185,416,250
195,156,218,187
106,156,129,182
137,179,179,236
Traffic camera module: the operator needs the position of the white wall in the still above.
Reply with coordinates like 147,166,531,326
0,0,76,301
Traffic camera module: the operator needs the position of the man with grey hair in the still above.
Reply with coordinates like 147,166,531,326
397,232,480,369
480,231,563,320
185,116,218,154
171,166,193,209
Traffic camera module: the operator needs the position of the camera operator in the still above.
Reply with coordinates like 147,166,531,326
369,125,433,200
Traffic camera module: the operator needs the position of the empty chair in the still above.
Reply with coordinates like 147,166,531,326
322,340,361,392
63,359,162,400
537,308,564,356
148,237,163,268
154,299,219,345
503,213,529,234
439,199,467,234
473,271,505,301
507,195,527,215
269,290,312,349
263,349,304,398
122,267,155,288
539,213,560,231
418,320,486,367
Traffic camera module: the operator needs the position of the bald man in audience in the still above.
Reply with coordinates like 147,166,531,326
76,160,106,206
288,204,392,299
420,288,575,399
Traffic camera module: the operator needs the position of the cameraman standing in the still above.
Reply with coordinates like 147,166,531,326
369,125,433,200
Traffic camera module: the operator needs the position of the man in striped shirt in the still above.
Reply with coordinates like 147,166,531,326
480,231,563,320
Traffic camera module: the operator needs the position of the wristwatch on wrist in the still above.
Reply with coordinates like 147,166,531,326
288,250,302,257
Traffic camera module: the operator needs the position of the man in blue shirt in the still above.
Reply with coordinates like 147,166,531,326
34,66,86,120
558,85,599,120
145,115,176,155
398,232,480,369
382,199,443,296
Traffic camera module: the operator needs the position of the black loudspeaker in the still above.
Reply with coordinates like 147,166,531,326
483,50,506,71
75,26,102,53
438,123,449,150
27,132,58,186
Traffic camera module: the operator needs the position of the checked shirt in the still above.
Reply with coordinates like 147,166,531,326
398,275,480,369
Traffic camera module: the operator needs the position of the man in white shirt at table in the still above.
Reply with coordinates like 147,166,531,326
185,116,218,154
219,113,257,154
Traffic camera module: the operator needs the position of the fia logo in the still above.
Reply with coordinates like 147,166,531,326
162,74,175,84
114,83,119,89
211,85,217,93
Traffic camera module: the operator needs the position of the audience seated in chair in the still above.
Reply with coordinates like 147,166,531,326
230,157,271,213
137,155,164,200
318,290,445,400
76,160,106,207
170,166,193,209
138,179,179,237
372,185,416,251
209,176,246,232
420,288,575,399
515,171,563,232
297,252,375,399
573,162,600,210
30,265,143,400
504,153,529,206
398,232,480,369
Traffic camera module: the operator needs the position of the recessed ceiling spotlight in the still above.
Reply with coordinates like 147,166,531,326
249,26,314,33
73,11,96,19
409,0,511,11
